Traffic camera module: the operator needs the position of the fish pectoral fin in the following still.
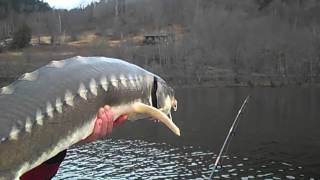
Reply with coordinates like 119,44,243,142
131,102,180,136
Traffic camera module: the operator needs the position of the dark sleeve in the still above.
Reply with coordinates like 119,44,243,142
44,150,67,164
20,150,67,180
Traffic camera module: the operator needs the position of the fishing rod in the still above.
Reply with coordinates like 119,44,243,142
208,95,250,179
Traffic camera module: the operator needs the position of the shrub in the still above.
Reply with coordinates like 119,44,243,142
11,24,32,49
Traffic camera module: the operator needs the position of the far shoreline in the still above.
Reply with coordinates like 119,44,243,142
1,75,320,89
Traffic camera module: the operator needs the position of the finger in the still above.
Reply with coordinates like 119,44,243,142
104,106,113,136
104,105,111,112
105,116,113,136
104,105,113,119
97,108,104,119
100,108,109,138
88,118,103,141
114,115,128,127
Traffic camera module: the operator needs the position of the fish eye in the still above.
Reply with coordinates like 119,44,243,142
172,98,178,111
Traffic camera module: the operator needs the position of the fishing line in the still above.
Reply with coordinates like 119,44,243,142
208,95,250,179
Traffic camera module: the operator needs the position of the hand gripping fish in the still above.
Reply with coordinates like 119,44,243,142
0,56,180,179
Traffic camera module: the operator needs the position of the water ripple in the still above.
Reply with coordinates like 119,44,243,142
54,139,317,179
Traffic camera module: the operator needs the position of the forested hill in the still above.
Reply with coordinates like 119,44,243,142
1,0,320,87
0,0,51,19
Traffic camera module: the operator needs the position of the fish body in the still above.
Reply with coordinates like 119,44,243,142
0,56,178,179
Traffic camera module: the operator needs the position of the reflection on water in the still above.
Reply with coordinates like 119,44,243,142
55,139,314,179
55,87,320,179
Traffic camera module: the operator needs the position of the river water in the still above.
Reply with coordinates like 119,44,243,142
55,87,320,179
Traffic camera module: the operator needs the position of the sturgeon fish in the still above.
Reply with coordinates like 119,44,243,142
0,56,180,179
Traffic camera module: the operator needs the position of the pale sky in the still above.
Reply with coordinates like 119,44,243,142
43,0,100,10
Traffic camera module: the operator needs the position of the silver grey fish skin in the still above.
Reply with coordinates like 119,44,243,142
0,56,174,179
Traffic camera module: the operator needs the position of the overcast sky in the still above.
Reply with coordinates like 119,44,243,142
43,0,99,10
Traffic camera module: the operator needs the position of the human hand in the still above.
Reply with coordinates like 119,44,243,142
79,105,128,144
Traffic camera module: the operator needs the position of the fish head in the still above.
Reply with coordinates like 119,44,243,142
112,75,180,136
154,77,177,117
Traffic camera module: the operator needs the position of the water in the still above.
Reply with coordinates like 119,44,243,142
55,87,320,179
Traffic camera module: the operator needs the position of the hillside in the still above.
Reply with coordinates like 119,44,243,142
0,0,51,19
1,0,320,87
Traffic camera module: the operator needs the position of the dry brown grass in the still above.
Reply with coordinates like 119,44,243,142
68,32,99,47
30,36,52,45
0,51,24,61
